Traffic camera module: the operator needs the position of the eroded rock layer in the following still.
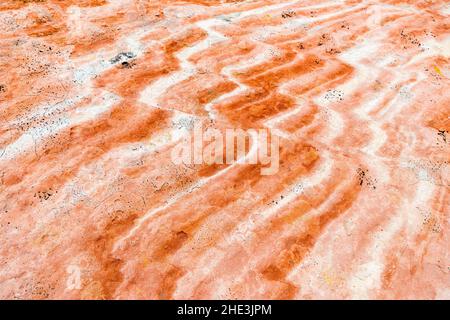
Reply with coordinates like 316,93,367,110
0,0,449,299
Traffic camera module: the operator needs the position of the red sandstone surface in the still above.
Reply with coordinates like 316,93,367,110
0,0,448,299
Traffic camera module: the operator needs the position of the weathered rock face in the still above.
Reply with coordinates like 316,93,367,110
0,0,448,300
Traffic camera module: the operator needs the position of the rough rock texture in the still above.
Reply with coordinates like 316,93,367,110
0,0,448,299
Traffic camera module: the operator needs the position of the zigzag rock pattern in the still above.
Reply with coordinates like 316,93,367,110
0,0,448,299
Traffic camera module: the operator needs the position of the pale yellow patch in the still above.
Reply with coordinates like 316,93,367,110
434,65,443,76
321,269,342,288
141,256,150,268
